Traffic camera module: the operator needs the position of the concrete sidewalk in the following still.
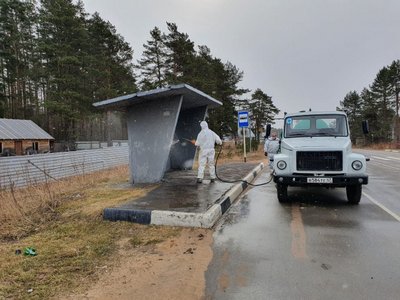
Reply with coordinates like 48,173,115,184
103,162,265,228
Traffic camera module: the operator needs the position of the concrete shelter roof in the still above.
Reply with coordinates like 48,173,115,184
93,84,222,110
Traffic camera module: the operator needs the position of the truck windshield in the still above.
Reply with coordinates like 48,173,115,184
284,114,348,138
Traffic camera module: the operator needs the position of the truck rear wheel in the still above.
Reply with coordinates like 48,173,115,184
346,184,362,205
277,183,289,203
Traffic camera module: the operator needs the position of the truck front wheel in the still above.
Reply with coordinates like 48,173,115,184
346,184,362,205
277,183,289,203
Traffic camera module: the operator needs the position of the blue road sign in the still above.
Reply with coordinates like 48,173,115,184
238,111,249,128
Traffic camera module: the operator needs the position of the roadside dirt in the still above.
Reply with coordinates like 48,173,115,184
61,148,267,299
65,228,213,300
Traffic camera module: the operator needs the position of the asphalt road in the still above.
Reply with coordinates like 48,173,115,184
205,150,400,299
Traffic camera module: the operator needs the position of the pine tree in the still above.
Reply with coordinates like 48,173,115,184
339,91,363,142
135,23,248,137
86,12,136,142
243,89,279,141
137,26,169,89
388,60,400,116
207,61,248,137
164,22,195,83
388,60,400,144
184,45,215,92
0,0,37,119
86,12,136,101
360,88,379,144
37,0,90,141
370,66,395,142
0,1,137,142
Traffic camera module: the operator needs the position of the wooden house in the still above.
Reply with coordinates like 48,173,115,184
0,118,55,156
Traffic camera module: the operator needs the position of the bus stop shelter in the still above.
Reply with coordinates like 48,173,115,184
93,84,222,183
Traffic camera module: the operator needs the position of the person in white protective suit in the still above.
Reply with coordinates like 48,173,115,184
264,131,280,169
195,121,222,183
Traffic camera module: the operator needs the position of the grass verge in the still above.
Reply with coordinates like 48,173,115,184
0,146,266,299
0,166,180,299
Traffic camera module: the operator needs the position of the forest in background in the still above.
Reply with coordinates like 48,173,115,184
1,0,399,145
338,60,400,145
0,0,279,144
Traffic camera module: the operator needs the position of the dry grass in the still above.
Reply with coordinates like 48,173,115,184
191,141,267,167
0,146,266,299
355,141,400,150
366,142,400,150
217,141,267,164
0,166,135,240
0,166,180,299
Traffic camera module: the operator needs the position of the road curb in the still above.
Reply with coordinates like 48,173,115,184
384,149,400,153
103,162,264,228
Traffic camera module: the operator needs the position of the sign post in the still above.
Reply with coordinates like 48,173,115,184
238,111,249,162
248,126,251,153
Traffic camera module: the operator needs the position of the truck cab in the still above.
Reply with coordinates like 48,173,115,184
271,111,368,204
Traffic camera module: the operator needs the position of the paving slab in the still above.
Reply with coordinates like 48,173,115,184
103,162,265,228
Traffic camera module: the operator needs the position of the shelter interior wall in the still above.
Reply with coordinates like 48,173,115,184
169,106,207,170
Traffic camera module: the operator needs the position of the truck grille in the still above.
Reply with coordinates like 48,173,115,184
296,151,342,171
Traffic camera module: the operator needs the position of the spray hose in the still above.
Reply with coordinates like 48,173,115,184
214,144,274,187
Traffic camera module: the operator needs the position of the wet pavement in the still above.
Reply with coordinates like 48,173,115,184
206,158,400,299
116,162,258,213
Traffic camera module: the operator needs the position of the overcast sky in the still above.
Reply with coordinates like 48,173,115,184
82,0,400,116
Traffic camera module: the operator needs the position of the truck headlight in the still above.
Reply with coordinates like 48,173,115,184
352,160,363,170
277,160,287,170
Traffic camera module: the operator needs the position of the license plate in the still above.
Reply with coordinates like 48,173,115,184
307,177,333,184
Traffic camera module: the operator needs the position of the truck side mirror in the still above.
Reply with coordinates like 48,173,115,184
265,124,271,138
362,120,369,134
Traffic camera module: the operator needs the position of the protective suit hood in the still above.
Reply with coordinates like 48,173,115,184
200,121,208,130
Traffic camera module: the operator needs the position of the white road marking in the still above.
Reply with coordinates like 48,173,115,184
368,162,400,172
363,192,400,222
371,156,390,161
388,156,400,161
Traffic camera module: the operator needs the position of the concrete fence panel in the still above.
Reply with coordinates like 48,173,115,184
0,145,129,188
